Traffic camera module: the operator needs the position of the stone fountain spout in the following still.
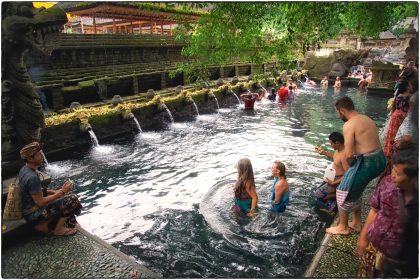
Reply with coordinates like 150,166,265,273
122,111,135,121
80,122,92,133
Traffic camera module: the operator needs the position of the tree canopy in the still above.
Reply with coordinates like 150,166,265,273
172,2,418,81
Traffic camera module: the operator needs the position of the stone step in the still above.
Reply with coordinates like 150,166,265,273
2,219,27,235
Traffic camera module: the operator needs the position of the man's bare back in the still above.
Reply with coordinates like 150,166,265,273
333,149,348,176
343,114,381,155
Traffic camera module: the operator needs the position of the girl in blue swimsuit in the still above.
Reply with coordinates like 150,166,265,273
233,158,258,217
270,161,289,213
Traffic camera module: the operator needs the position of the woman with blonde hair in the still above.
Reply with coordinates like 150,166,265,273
270,161,290,213
232,158,258,217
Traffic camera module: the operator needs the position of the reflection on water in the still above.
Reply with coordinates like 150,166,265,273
46,87,387,277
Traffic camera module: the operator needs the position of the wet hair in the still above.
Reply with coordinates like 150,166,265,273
329,132,344,144
363,75,367,79
335,96,355,111
393,146,418,178
271,88,276,94
235,158,256,198
273,161,286,179
288,85,293,90
401,69,415,81
397,80,410,95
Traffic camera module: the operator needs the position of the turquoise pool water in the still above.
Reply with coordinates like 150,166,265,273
45,86,387,277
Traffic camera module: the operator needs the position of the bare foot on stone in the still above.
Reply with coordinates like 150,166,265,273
349,221,362,232
326,225,350,235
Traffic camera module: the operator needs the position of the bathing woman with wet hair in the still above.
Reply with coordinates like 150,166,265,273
270,161,290,213
232,158,258,217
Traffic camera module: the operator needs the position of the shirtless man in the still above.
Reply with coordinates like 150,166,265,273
326,96,386,235
358,75,369,93
314,132,349,212
320,76,329,88
334,76,341,89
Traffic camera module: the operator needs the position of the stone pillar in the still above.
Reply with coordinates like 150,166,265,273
235,65,239,76
49,85,65,110
183,72,189,85
133,75,139,94
89,49,95,64
250,64,254,75
219,66,224,78
113,18,116,34
93,15,97,34
71,50,77,63
161,72,167,89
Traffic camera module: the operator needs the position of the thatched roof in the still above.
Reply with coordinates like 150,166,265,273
60,2,204,22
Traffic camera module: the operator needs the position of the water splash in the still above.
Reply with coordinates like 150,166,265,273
40,150,49,165
260,86,268,94
133,117,143,133
192,101,200,116
162,104,175,123
45,162,73,178
88,130,100,147
228,90,241,105
213,96,220,114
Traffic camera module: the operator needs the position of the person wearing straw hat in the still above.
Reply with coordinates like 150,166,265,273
18,142,82,236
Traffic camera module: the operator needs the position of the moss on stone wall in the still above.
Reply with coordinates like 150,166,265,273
45,80,255,128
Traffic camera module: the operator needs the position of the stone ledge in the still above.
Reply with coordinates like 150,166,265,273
2,226,160,278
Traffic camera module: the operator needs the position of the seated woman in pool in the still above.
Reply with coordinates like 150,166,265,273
232,158,258,217
270,161,290,213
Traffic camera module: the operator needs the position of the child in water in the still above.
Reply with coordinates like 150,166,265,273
232,158,258,217
270,161,290,213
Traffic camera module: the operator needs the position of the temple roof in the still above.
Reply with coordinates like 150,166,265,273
379,31,396,39
60,2,203,22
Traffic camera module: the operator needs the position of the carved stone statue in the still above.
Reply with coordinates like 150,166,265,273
2,2,67,162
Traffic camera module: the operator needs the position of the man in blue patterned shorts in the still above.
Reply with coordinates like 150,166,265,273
326,97,386,235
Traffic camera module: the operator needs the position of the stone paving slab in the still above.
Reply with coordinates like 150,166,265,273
2,228,160,278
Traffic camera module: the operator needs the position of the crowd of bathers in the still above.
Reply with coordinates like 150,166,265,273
234,62,418,278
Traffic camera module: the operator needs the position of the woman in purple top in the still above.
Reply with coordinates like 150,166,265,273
356,147,418,277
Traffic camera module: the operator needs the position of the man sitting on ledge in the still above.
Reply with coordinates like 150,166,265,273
19,142,82,236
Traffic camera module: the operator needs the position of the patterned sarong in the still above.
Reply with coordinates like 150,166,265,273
336,149,386,211
357,242,383,277
313,175,342,212
24,194,82,229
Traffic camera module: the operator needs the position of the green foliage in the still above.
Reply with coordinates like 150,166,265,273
175,2,417,81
